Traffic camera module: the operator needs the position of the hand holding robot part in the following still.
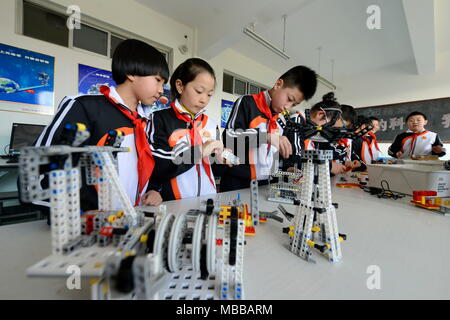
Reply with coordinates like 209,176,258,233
141,190,163,206
267,133,293,159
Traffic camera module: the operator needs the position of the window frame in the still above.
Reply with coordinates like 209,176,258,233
16,0,172,70
223,70,270,96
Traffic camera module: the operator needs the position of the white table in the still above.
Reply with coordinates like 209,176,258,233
1,184,449,300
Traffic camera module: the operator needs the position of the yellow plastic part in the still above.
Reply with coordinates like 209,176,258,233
140,235,148,243
306,240,315,247
288,231,295,237
117,211,124,218
312,226,321,232
108,215,116,223
76,123,87,131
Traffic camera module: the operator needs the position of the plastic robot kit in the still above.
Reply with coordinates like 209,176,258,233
267,165,302,204
410,191,450,217
278,109,374,263
19,123,247,300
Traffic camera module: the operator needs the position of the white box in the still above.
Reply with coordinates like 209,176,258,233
367,161,450,197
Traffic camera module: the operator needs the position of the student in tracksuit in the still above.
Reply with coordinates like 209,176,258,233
388,111,446,159
35,39,168,211
148,58,233,201
335,104,362,171
220,66,318,192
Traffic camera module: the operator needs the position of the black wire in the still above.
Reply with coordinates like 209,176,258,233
379,179,404,200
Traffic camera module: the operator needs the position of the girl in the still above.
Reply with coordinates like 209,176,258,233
306,93,351,175
148,58,233,201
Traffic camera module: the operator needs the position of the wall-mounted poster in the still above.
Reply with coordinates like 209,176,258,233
0,43,55,115
78,63,171,114
78,64,116,95
221,99,234,128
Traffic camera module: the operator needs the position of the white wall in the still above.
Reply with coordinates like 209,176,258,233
0,0,195,150
337,54,450,160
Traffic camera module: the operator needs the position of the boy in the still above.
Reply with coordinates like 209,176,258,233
220,66,317,192
35,39,169,210
388,111,446,158
336,104,361,170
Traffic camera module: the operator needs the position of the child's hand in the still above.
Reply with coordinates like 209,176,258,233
344,160,361,171
202,140,224,158
432,145,444,154
331,161,347,175
352,160,362,168
216,148,238,167
268,134,292,159
142,190,163,206
396,151,403,158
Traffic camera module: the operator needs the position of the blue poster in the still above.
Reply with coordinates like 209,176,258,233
0,43,55,115
78,64,115,95
221,99,234,128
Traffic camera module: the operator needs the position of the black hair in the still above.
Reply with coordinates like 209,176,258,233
405,111,427,122
112,39,169,85
310,92,341,119
369,116,379,122
170,58,216,100
341,104,357,125
279,66,318,101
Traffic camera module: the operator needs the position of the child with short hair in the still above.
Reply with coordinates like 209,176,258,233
220,66,318,192
388,111,446,158
35,39,169,210
336,104,362,171
306,93,349,175
149,58,233,201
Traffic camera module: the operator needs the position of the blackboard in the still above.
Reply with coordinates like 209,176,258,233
356,97,450,142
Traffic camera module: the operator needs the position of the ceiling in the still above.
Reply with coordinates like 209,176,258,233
137,0,443,82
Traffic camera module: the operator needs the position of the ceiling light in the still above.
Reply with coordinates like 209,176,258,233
243,27,290,60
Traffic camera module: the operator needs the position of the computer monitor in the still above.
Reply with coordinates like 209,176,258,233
8,123,46,155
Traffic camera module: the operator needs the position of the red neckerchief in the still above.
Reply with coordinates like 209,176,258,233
252,91,278,133
406,130,429,156
100,86,154,206
170,102,216,189
368,132,380,152
362,135,374,161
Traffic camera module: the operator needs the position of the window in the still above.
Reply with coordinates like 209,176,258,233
234,78,247,95
223,73,233,94
110,35,125,57
222,71,269,96
23,1,68,47
249,84,260,95
19,0,171,64
73,23,108,56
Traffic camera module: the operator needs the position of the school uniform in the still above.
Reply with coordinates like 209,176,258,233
148,100,219,201
337,138,352,162
351,132,380,171
282,111,315,170
35,85,154,210
388,130,446,158
220,91,286,192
